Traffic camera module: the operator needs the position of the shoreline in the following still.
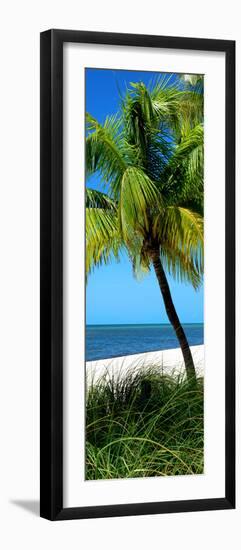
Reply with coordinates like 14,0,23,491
86,344,204,386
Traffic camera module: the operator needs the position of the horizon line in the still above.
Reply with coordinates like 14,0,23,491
86,322,204,326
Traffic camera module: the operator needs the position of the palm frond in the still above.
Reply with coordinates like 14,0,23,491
86,201,122,274
86,187,116,210
153,206,204,277
164,124,204,210
119,167,163,241
86,113,127,196
149,79,184,133
160,243,202,289
172,124,203,164
149,76,203,138
121,80,177,169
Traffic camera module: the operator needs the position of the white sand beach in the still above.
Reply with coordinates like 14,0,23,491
86,344,204,387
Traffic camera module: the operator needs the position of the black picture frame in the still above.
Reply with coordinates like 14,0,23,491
40,29,235,521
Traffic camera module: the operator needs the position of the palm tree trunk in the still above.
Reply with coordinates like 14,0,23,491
151,249,196,380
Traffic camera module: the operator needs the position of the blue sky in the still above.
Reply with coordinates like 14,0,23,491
85,68,204,325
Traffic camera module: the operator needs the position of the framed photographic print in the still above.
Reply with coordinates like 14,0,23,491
40,29,235,520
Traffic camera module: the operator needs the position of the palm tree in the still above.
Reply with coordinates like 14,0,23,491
86,75,204,379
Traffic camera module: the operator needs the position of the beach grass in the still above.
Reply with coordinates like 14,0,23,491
86,365,204,480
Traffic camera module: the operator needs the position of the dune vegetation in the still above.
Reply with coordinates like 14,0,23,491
86,365,204,480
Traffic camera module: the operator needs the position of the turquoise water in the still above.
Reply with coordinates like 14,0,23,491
86,323,204,361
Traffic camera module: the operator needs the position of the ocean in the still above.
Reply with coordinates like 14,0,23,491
86,323,204,361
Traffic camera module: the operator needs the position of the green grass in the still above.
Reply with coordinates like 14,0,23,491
86,365,204,480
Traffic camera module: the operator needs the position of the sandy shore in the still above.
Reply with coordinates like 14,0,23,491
86,344,204,387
